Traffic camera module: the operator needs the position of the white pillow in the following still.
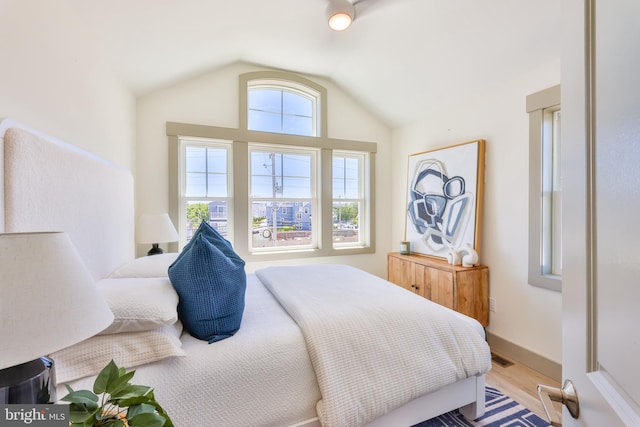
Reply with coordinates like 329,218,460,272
97,277,179,334
109,253,179,278
51,324,185,384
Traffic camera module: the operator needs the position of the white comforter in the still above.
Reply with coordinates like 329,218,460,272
60,274,321,427
256,264,492,427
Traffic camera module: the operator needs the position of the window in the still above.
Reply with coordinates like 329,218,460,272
249,146,318,252
168,70,376,261
543,109,562,276
527,85,562,291
248,83,319,136
333,151,368,247
178,138,232,246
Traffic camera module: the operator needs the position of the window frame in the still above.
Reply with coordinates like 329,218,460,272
527,85,562,292
167,70,376,261
332,150,370,249
247,80,320,137
240,71,327,138
248,143,320,253
176,137,233,248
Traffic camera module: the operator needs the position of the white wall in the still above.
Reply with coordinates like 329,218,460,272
390,61,563,363
136,62,393,276
0,0,135,169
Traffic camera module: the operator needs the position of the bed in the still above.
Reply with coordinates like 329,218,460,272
0,118,492,427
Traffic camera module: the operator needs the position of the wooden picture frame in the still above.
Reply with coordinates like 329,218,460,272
404,139,485,260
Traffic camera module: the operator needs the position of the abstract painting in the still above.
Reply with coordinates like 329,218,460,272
405,140,485,259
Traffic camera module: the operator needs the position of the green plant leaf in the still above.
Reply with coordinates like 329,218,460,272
64,360,173,427
93,360,120,394
68,403,99,424
105,370,136,396
61,389,99,406
138,391,173,427
126,403,156,419
110,384,152,402
150,404,174,427
128,412,166,427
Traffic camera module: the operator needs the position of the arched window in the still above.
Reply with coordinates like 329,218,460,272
169,70,375,261
248,82,319,136
240,71,327,138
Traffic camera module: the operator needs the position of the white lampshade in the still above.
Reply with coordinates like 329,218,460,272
327,0,355,31
0,232,114,370
136,213,179,244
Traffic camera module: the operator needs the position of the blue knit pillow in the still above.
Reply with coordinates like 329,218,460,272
168,223,246,343
172,221,233,266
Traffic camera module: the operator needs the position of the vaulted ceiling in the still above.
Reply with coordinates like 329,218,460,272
69,0,561,128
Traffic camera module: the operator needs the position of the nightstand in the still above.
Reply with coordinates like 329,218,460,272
387,252,489,326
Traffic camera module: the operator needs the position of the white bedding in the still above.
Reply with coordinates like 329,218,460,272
256,265,492,427
61,274,322,427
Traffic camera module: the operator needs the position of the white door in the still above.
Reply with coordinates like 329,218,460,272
561,0,640,425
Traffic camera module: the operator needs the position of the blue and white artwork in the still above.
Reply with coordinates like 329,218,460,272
405,140,484,259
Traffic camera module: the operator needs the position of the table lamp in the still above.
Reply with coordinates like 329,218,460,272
0,232,114,403
136,213,179,256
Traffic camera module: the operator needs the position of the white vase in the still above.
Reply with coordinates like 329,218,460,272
446,246,462,265
460,243,479,267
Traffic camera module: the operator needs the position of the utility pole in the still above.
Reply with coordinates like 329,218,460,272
271,154,277,241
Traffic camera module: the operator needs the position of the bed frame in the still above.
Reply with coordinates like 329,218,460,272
0,118,133,280
0,117,485,426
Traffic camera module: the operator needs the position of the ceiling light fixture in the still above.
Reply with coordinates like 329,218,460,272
327,0,355,31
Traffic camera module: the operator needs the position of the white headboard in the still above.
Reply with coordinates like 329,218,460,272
0,118,134,280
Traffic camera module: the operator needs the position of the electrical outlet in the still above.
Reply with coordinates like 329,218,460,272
489,297,496,312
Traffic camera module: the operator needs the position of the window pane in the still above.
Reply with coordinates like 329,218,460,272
207,149,227,174
251,175,276,198
248,86,317,137
541,108,562,277
333,156,362,199
186,146,206,172
251,201,313,249
185,145,228,197
333,202,360,244
248,110,282,133
281,176,311,198
248,89,281,113
185,201,228,242
186,173,206,197
283,91,312,116
551,110,562,275
283,115,313,136
251,151,312,198
332,153,365,248
206,174,227,197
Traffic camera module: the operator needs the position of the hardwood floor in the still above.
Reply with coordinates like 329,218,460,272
485,351,561,421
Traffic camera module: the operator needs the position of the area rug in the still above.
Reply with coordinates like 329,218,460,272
413,386,550,427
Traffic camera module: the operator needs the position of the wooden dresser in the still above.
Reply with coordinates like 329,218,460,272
387,252,489,326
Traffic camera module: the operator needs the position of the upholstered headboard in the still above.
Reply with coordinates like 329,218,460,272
0,118,134,280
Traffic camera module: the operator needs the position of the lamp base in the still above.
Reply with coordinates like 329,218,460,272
147,243,164,256
0,357,56,404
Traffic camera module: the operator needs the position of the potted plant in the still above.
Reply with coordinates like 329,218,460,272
62,360,173,427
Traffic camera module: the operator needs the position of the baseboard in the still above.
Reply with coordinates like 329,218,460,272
486,332,562,382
